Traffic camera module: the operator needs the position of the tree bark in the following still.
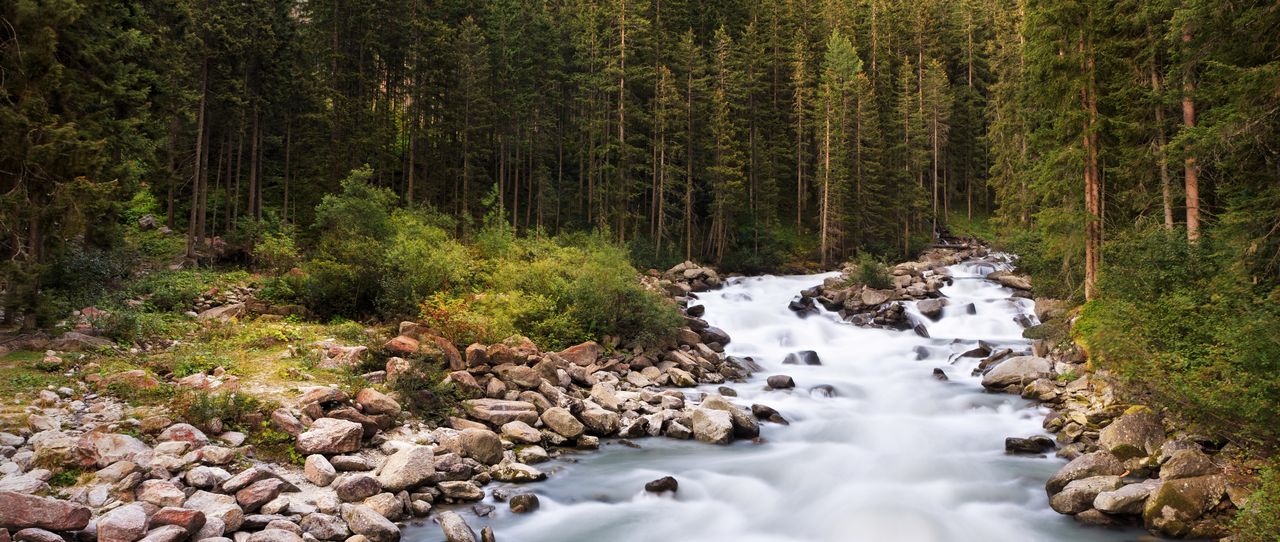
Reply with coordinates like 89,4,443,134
1182,26,1200,243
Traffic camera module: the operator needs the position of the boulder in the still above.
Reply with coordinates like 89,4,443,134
354,389,401,417
150,507,206,535
1005,436,1055,455
458,429,503,465
197,304,246,323
540,408,585,439
375,445,435,491
77,431,154,468
579,408,620,436
305,455,337,487
138,479,187,507
235,478,288,512
341,504,401,542
766,375,795,390
0,492,91,531
247,530,302,542
1143,474,1228,537
437,481,484,501
781,351,821,366
916,298,947,320
437,511,476,542
296,418,364,455
489,461,546,483
461,399,539,426
1046,452,1127,495
1094,479,1161,515
861,288,893,306
986,271,1032,291
1098,409,1164,460
184,490,245,531
501,421,542,445
299,513,349,541
556,341,603,367
508,493,540,513
335,475,382,502
645,476,678,494
691,408,734,445
699,395,759,439
1160,449,1219,480
158,423,208,447
98,503,149,542
750,404,788,425
700,327,730,345
1049,476,1123,515
981,356,1052,390
13,529,64,542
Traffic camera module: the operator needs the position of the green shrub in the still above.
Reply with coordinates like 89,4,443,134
1075,227,1280,449
388,368,466,424
99,309,192,344
1234,462,1280,542
253,232,301,273
854,253,893,289
178,391,269,431
376,209,472,318
172,352,233,377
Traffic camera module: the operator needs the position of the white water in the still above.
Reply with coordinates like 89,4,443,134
407,259,1142,542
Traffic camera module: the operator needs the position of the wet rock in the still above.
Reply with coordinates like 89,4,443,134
691,409,733,445
1046,452,1127,495
700,327,730,345
489,461,546,483
916,298,947,320
700,395,759,439
0,492,92,531
980,356,1052,390
1143,474,1227,537
1094,479,1161,515
986,271,1032,291
766,375,795,390
750,404,788,425
645,476,678,494
781,351,820,366
1005,436,1055,455
509,493,540,513
1050,476,1124,515
296,418,364,455
438,481,484,502
1098,409,1164,460
809,384,837,398
375,445,435,491
437,511,476,542
932,368,948,381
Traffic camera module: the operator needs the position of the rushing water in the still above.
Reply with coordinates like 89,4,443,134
407,258,1143,542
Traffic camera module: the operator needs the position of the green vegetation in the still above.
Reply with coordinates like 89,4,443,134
851,254,893,290
1234,462,1280,542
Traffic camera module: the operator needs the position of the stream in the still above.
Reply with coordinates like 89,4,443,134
407,258,1143,542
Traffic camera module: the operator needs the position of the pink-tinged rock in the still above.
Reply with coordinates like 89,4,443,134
150,507,206,535
98,502,149,542
158,423,209,447
556,342,602,367
0,492,91,531
296,418,364,455
77,432,154,468
383,336,419,356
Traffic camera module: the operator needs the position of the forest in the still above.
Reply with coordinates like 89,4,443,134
1,0,1279,540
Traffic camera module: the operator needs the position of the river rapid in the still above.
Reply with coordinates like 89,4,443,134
408,258,1143,542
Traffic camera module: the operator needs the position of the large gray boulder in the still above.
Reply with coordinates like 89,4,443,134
342,504,401,542
691,408,734,445
1094,479,1161,515
699,395,759,439
375,445,435,491
437,511,477,542
1098,409,1164,460
981,356,1052,390
98,503,150,542
1049,476,1123,514
1046,451,1126,495
1142,474,1228,537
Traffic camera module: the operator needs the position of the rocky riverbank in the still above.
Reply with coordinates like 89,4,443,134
0,262,793,542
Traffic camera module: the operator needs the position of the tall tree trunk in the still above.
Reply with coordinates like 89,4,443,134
1152,67,1173,230
1182,26,1200,243
187,57,208,261
1082,32,1102,301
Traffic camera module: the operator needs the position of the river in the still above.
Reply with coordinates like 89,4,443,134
407,257,1143,542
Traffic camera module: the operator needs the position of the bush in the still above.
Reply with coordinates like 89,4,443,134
1234,462,1280,542
1074,227,1280,449
854,253,893,289
177,390,270,432
99,308,193,344
376,210,472,318
253,232,301,273
388,368,467,424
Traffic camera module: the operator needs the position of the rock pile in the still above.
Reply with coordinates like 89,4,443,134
974,276,1240,538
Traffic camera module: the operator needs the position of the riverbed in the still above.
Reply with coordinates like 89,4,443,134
407,258,1143,542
